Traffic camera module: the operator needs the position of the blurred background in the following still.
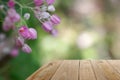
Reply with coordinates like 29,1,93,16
1,0,120,79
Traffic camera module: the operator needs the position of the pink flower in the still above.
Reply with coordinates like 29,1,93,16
19,26,37,40
10,48,19,57
3,17,14,31
50,29,58,36
11,13,20,23
50,14,60,25
46,0,55,5
8,8,16,16
8,8,20,23
2,8,20,31
16,37,24,47
19,26,31,39
29,28,37,39
8,0,15,8
34,0,43,6
42,21,53,32
22,44,32,53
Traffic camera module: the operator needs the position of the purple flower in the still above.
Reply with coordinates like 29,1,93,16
3,17,14,31
8,0,15,8
11,13,20,23
42,21,53,32
50,14,60,25
16,37,24,47
22,44,32,53
10,48,19,57
8,8,20,23
19,26,31,39
46,0,55,5
29,28,37,39
34,0,43,6
8,8,16,16
2,8,20,31
19,26,37,40
50,29,58,36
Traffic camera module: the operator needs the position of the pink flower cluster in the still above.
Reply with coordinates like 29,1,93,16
2,0,37,56
3,0,19,31
1,0,60,57
15,26,37,53
3,8,20,31
34,0,61,36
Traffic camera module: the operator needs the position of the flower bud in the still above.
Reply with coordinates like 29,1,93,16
42,21,53,32
24,13,30,20
50,29,58,37
29,28,37,39
8,8,20,23
48,5,55,12
46,0,55,5
34,0,43,6
10,48,19,57
50,14,61,25
22,44,32,53
41,12,50,19
3,17,14,31
12,13,20,22
8,0,15,8
16,37,24,47
19,26,31,39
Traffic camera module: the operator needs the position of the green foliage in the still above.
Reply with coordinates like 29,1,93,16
8,52,40,80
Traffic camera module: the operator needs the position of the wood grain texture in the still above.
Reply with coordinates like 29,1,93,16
91,60,107,80
96,60,120,80
27,60,120,80
26,61,62,80
79,60,96,80
51,60,79,80
107,60,120,75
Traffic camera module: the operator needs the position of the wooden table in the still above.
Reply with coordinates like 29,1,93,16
26,60,120,80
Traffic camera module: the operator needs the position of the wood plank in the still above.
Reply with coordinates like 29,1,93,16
26,60,120,80
79,60,96,80
107,60,120,74
26,61,62,80
51,60,79,80
91,60,107,80
96,60,120,80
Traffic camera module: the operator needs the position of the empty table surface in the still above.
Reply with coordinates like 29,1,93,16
27,60,120,80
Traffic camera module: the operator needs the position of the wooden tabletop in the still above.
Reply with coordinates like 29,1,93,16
26,60,120,80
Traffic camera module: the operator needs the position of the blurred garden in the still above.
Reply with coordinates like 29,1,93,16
1,0,120,80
